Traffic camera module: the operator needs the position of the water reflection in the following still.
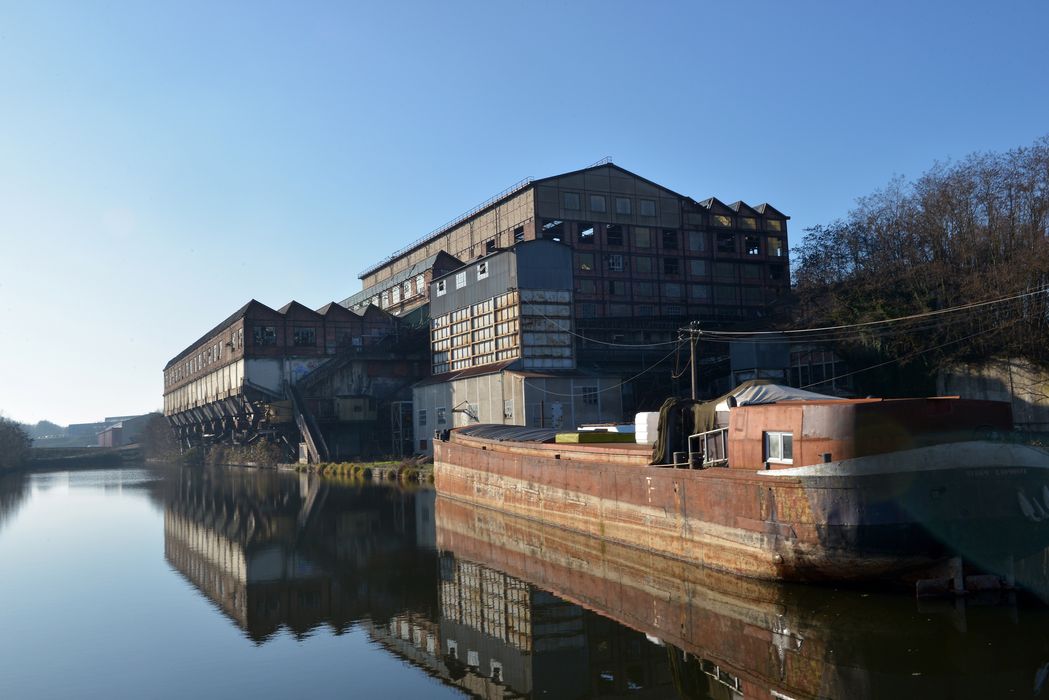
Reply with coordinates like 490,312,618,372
433,496,1049,699
161,467,438,643
151,466,1049,698
0,472,29,533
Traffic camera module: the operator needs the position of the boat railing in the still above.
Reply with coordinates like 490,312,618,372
686,428,729,468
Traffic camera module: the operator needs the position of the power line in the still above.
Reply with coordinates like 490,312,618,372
520,300,681,348
798,322,1012,390
522,341,686,399
702,283,1049,339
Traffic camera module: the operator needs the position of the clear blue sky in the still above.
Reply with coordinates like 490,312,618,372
1,1,1047,425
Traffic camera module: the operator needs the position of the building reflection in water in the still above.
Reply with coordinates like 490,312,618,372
160,466,1049,699
162,467,438,643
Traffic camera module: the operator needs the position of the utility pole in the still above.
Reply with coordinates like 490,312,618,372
679,321,701,400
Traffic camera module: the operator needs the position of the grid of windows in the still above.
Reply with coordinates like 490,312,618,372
431,291,521,373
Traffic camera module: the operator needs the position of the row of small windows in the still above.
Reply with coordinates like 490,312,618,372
574,302,769,318
371,274,429,310
545,221,785,257
575,281,770,303
165,329,245,386
435,261,490,298
252,325,319,347
560,191,784,232
576,254,786,281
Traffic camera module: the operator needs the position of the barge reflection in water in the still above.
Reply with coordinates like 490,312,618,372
4,465,1049,699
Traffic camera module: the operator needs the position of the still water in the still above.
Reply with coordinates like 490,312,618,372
2,465,1049,699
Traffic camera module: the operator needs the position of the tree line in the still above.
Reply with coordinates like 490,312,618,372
0,419,31,473
791,135,1049,392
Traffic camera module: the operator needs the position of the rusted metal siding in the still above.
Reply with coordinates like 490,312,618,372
727,399,1015,469
435,422,1049,583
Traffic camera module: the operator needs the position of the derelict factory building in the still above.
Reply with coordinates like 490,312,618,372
163,161,788,459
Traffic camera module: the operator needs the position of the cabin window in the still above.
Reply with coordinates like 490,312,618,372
765,431,794,464
436,280,447,296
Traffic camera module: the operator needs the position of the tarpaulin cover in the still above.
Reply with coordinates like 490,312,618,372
456,424,558,443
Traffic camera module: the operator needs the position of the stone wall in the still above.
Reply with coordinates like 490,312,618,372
937,358,1049,430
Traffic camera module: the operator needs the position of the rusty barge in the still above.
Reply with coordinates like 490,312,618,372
434,385,1049,586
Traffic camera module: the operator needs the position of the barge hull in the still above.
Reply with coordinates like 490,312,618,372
435,435,1049,583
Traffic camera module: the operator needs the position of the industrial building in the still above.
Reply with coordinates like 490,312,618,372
162,298,426,460
164,161,789,458
356,161,789,339
354,161,790,429
412,240,622,453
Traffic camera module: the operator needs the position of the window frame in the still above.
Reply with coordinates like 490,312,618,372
765,431,794,464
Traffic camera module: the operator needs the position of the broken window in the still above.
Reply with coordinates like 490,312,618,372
607,254,624,272
254,326,277,346
606,224,624,246
745,235,761,255
513,226,524,242
716,232,736,254
577,222,594,244
293,328,316,347
662,229,678,249
541,219,563,242
663,257,680,275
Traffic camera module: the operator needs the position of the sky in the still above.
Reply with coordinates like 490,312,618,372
1,0,1047,425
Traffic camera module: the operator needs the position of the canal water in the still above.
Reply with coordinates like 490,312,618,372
2,465,1049,699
